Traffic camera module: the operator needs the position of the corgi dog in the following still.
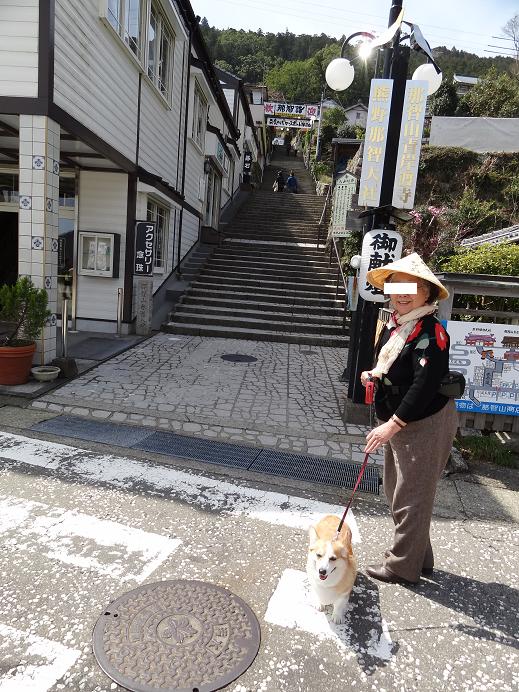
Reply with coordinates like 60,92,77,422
306,514,357,624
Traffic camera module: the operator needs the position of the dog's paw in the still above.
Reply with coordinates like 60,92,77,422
331,610,346,624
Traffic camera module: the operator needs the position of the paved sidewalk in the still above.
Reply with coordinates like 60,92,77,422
32,334,382,464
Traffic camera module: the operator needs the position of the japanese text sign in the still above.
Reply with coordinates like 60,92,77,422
243,152,252,171
134,221,155,276
265,102,319,129
358,79,393,207
358,229,403,303
331,172,357,234
266,116,312,129
392,80,428,209
264,102,320,118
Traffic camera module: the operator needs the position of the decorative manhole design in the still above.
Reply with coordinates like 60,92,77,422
93,580,261,692
220,354,258,363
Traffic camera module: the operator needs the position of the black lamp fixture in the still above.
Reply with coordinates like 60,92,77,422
204,159,211,174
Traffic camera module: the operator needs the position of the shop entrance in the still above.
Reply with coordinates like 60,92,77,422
0,212,18,285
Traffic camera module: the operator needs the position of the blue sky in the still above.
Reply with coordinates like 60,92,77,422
192,0,518,57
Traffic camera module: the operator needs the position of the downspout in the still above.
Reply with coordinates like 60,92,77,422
176,33,192,279
122,72,142,323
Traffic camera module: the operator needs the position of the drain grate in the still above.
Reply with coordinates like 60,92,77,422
32,415,153,447
93,580,261,692
134,431,259,469
220,354,258,363
31,416,379,493
250,450,380,494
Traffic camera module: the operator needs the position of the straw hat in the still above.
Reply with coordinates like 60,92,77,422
366,252,449,301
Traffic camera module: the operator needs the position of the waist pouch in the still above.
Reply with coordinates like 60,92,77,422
381,371,466,399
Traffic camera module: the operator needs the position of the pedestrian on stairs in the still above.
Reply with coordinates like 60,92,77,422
285,170,298,193
273,170,285,193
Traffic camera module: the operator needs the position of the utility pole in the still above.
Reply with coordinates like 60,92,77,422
348,0,410,403
315,89,325,161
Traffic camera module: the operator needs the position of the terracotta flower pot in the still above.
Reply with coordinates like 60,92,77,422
0,343,36,385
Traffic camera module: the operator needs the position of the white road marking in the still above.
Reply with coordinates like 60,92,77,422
264,569,394,661
0,623,81,691
0,432,361,541
0,495,181,582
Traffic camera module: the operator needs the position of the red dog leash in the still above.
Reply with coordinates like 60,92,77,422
335,451,370,536
335,377,375,537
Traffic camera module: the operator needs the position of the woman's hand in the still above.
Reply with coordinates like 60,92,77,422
360,370,374,387
364,420,400,453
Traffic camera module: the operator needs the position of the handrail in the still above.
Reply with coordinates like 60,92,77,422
316,185,331,249
331,237,349,332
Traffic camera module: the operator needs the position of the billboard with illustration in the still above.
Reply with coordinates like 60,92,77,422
447,321,519,416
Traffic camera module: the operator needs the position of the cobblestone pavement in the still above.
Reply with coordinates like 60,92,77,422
32,334,382,464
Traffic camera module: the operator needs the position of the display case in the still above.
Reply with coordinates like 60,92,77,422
78,232,120,278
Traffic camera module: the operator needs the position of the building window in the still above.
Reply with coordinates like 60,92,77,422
147,199,169,271
192,84,208,148
107,0,143,60
147,2,174,100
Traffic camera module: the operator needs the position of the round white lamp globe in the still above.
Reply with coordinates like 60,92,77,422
325,58,355,91
412,63,442,96
350,254,362,270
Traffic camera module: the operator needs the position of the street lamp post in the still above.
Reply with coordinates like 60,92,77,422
325,0,442,404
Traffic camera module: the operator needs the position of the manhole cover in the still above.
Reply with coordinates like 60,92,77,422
220,354,257,363
93,580,260,692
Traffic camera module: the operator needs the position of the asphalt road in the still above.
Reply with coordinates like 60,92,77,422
0,420,517,691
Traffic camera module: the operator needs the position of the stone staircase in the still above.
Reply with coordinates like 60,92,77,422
163,151,348,347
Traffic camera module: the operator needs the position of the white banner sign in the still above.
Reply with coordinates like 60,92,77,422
358,229,403,302
392,80,428,209
264,102,320,119
331,172,357,233
447,321,519,416
266,116,312,129
358,79,393,207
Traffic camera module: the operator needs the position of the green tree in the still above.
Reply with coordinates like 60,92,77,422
458,67,519,117
429,79,458,116
441,243,519,276
266,58,321,101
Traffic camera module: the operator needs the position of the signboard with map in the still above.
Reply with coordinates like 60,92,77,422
447,320,519,416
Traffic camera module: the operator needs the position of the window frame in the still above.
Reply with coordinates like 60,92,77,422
146,1,175,103
146,197,170,273
101,0,175,105
191,82,208,150
105,0,145,63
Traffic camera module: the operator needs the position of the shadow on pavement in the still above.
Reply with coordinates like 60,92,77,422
329,573,399,674
418,570,519,650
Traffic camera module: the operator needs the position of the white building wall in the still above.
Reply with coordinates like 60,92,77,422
54,0,138,162
180,210,199,261
138,32,188,187
0,1,39,97
76,171,127,323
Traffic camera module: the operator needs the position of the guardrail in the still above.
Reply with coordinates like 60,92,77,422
317,186,331,249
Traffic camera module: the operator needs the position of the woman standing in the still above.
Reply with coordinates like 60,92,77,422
360,253,458,585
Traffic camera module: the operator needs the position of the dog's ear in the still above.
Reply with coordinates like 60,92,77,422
308,526,318,546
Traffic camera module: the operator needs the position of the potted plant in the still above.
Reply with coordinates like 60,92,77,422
0,277,51,385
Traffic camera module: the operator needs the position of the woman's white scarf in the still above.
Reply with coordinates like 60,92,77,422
371,305,437,379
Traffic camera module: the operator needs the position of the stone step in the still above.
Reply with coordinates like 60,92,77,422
188,283,345,304
210,256,334,271
199,266,338,284
181,295,345,316
220,246,330,261
206,260,338,278
193,275,343,294
162,322,349,347
173,303,346,325
171,312,348,336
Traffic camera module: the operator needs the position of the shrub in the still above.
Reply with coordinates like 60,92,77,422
441,243,519,276
455,434,519,469
0,277,51,346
